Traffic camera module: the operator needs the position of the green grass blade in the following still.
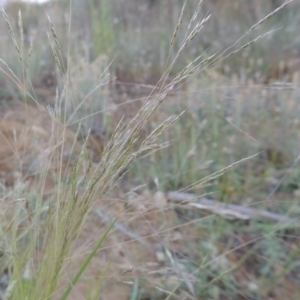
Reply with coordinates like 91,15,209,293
130,279,139,300
59,217,117,300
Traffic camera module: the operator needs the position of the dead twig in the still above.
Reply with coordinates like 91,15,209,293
167,191,299,225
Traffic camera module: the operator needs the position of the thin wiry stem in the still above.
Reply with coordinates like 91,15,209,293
2,8,22,63
170,0,187,47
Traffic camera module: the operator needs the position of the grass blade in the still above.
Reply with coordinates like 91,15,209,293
59,217,117,300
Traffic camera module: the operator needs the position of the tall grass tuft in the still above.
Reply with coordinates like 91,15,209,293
0,1,293,299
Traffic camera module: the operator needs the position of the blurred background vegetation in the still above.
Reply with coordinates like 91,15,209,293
1,0,299,86
1,0,300,299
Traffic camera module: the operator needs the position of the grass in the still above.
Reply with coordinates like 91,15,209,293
89,0,115,56
0,0,299,299
2,0,299,85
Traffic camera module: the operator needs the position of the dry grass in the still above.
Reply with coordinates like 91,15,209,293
0,1,299,300
1,0,299,85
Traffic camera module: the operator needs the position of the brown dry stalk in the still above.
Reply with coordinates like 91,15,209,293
168,191,298,225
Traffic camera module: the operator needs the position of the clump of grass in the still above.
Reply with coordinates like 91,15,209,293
1,3,210,298
88,0,115,57
0,1,295,299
